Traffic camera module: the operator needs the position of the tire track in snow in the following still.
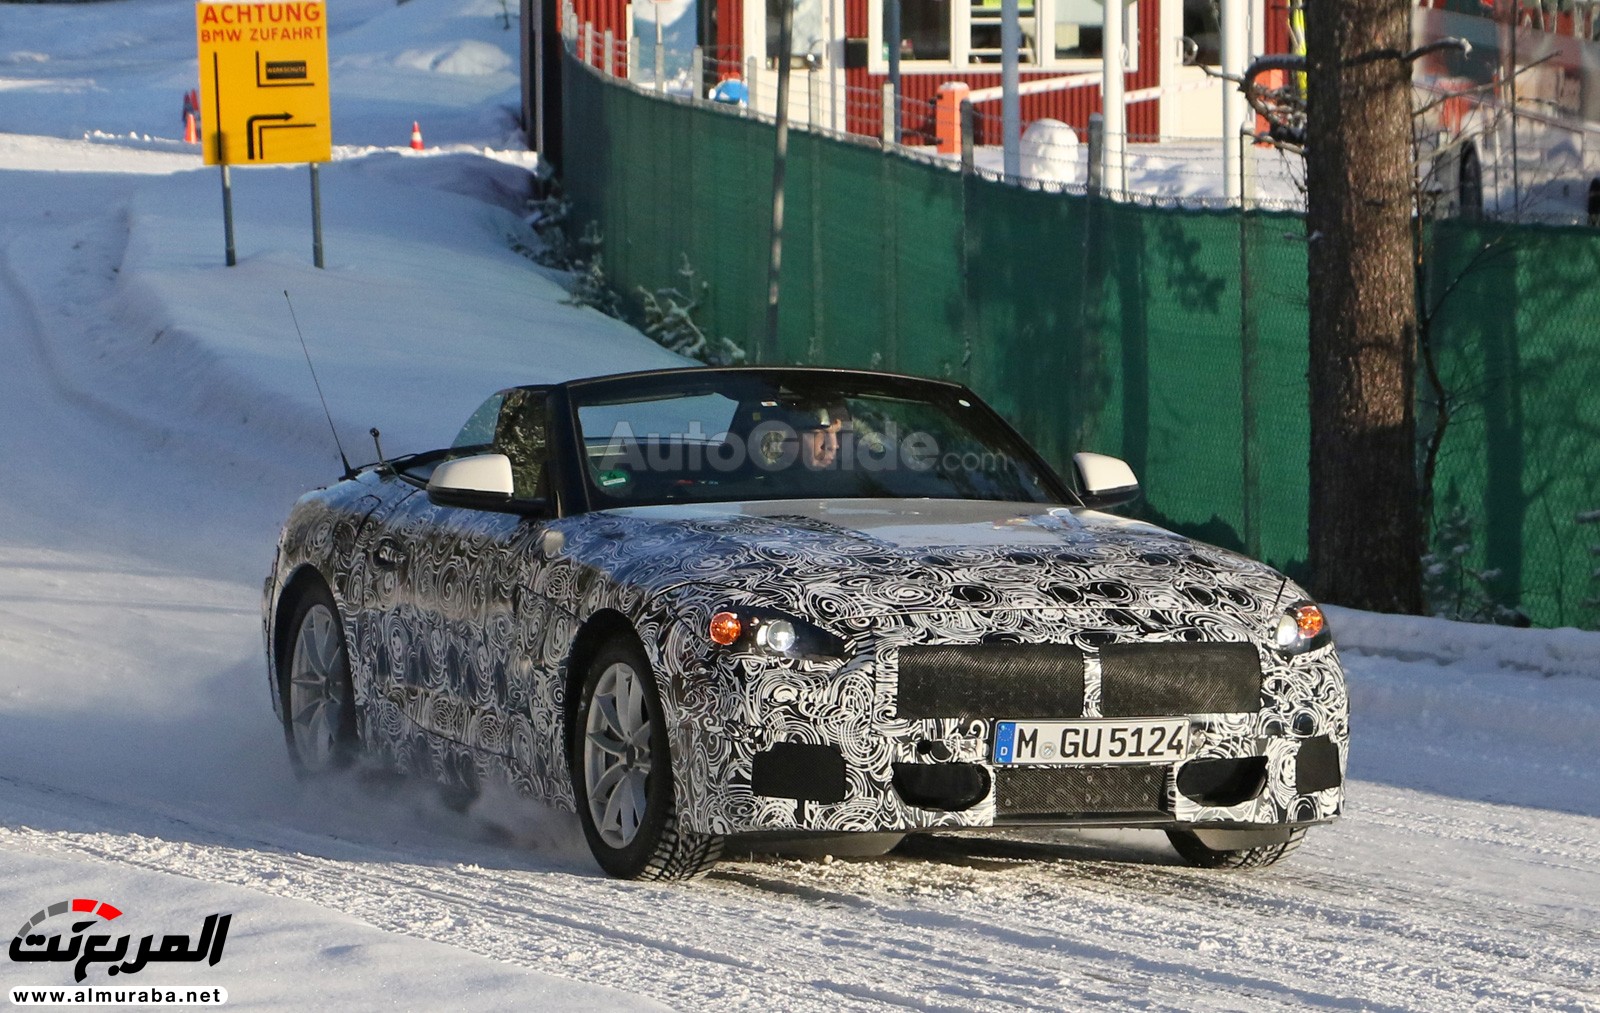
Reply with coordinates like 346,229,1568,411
0,776,1098,1011
3,774,1596,1012
0,209,170,447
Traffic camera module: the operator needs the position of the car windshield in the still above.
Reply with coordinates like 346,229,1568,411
569,372,1065,507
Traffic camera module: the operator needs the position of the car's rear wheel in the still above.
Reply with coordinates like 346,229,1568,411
281,582,359,777
570,636,722,880
1166,827,1306,869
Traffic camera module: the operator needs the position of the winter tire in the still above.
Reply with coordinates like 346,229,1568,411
570,636,722,880
280,581,360,777
1166,827,1306,869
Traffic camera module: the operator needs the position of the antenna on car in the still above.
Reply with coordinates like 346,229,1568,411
1270,574,1289,613
369,427,392,474
284,290,354,479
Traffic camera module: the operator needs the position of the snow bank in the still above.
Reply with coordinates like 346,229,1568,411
101,154,683,461
1329,604,1600,681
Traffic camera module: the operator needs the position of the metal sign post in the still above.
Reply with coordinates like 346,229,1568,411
310,163,324,268
221,165,237,267
212,117,237,266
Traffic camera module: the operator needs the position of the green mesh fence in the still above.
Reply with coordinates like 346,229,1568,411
562,54,1600,629
1423,221,1600,628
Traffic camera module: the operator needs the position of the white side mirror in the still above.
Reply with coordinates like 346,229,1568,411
428,453,515,497
1073,452,1140,509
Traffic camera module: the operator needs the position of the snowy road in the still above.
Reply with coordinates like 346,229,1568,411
3,762,1597,1010
2,1,1599,1009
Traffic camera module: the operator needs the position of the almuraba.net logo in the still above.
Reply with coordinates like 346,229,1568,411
8,897,231,984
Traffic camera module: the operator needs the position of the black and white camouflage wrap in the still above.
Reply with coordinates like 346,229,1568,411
264,478,1347,837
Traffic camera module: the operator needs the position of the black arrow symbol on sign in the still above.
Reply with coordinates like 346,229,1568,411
246,112,292,160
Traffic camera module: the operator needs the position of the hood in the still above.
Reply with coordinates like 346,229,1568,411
560,499,1296,632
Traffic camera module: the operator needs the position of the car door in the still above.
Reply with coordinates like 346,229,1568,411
334,473,424,733
388,388,558,765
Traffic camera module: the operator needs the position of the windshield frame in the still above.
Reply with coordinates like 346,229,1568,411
560,367,1079,512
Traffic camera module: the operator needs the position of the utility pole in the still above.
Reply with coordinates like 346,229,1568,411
763,0,796,361
1221,0,1248,203
1100,0,1126,193
1001,0,1020,176
887,0,902,142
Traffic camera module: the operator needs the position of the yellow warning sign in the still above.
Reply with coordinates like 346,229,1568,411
196,1,332,165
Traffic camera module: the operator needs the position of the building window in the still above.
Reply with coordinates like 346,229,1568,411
968,0,1037,64
891,0,954,62
1182,0,1220,65
769,0,827,62
1050,0,1104,60
871,0,1134,71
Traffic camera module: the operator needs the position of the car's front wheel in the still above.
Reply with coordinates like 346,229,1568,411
280,582,360,777
1166,827,1306,869
570,637,722,880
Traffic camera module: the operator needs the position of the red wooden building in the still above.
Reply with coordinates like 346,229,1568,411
545,0,1300,147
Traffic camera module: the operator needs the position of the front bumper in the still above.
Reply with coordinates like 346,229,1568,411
666,618,1348,837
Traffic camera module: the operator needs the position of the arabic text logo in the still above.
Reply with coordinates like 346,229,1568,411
9,898,231,984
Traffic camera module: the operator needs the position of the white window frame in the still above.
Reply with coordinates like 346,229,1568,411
866,0,1141,74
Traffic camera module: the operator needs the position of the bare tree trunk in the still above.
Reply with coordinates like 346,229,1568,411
1304,0,1423,613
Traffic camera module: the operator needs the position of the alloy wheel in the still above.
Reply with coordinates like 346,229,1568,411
583,660,654,849
288,602,350,773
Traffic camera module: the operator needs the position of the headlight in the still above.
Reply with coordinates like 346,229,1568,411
1272,601,1330,655
706,607,845,661
757,619,798,653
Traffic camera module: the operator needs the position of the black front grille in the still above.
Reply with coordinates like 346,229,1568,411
994,765,1169,817
895,644,1085,719
1099,642,1262,716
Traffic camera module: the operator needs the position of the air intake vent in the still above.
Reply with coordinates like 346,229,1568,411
994,765,1169,817
895,643,1085,719
1098,642,1262,716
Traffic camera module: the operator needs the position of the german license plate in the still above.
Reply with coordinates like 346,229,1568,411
992,718,1191,765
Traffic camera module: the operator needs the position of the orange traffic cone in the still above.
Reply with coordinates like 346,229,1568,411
184,112,199,145
409,121,424,150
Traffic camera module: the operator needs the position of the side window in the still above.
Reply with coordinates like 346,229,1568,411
493,389,549,500
453,393,505,449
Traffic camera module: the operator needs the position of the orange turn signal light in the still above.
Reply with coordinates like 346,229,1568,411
709,611,743,646
1292,604,1325,639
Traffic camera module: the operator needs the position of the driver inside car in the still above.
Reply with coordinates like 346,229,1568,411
794,401,851,470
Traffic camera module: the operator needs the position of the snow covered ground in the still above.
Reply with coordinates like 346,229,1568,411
0,1,1597,1009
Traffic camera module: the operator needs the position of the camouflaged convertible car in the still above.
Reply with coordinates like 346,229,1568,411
263,367,1347,879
